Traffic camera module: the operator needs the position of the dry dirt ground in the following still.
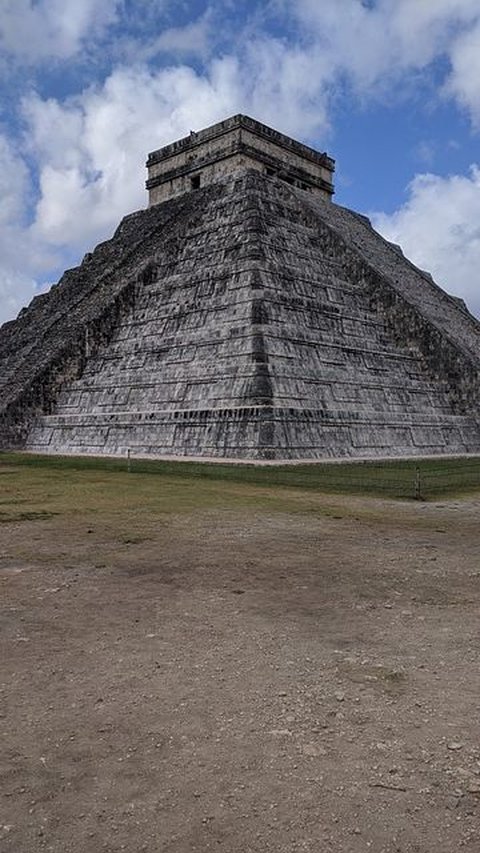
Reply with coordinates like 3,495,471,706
1,464,479,852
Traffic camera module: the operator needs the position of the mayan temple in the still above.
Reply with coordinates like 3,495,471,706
1,114,479,459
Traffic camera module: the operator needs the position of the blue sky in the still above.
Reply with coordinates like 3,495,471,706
1,0,479,324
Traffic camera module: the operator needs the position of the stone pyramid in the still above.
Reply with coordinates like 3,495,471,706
1,115,479,460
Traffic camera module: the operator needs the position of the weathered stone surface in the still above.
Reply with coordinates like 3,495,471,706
146,114,334,205
1,170,479,459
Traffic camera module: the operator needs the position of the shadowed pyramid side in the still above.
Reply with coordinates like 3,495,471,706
25,175,278,458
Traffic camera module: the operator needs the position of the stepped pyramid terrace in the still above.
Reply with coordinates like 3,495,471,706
1,114,479,460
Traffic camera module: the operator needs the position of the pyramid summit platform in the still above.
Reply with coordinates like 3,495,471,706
1,115,479,460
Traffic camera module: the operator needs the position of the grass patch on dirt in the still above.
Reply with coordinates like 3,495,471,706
0,508,59,523
0,461,308,523
0,456,475,561
2,451,480,500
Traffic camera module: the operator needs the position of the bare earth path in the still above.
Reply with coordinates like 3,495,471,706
1,465,479,852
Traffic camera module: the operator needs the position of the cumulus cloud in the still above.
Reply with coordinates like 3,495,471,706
0,0,120,62
287,0,480,116
18,0,480,262
0,23,338,325
0,134,52,325
121,11,214,63
23,59,246,250
241,35,332,138
0,134,28,225
21,33,341,260
0,269,39,327
446,19,480,125
2,0,480,325
372,166,480,317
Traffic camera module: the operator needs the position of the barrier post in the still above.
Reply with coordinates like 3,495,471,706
414,465,421,500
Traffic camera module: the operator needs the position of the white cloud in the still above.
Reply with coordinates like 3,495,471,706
372,166,480,318
241,36,332,138
2,0,480,327
23,59,246,250
21,36,340,258
446,19,480,125
0,134,28,225
0,269,38,327
0,0,120,62
122,12,214,63
0,134,51,325
0,26,329,322
7,34,335,325
287,0,480,114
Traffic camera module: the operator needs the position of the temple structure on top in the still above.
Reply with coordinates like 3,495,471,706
146,114,335,205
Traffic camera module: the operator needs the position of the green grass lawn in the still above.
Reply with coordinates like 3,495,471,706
2,451,480,500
